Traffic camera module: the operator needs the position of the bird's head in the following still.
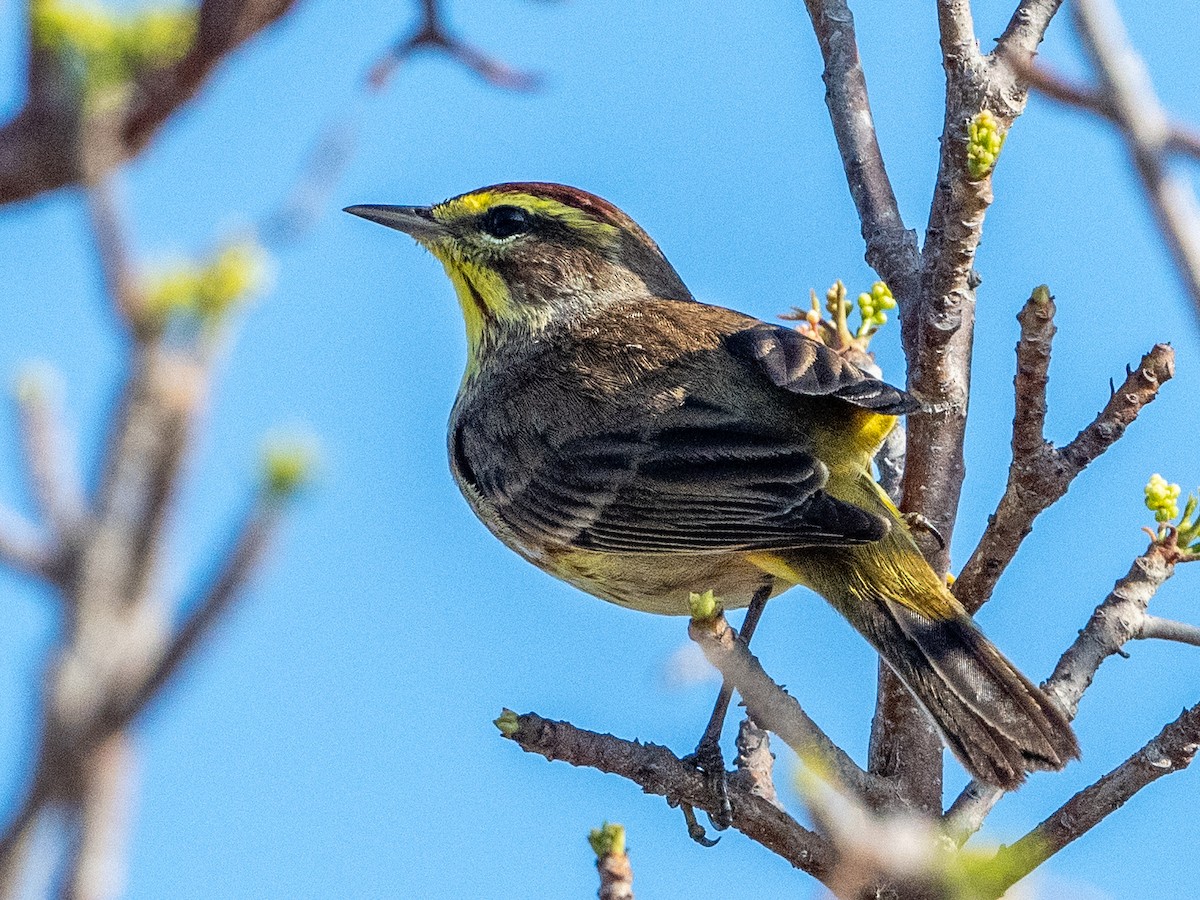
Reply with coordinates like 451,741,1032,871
346,183,691,359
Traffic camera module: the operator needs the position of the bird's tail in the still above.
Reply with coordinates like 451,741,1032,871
769,532,1079,790
846,586,1078,789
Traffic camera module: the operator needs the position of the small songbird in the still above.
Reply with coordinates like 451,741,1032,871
346,183,1078,789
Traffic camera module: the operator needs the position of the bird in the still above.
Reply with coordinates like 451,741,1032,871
345,182,1078,789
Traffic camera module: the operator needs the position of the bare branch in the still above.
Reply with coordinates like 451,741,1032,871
498,711,836,882
947,538,1184,841
995,0,1064,60
0,0,301,206
983,701,1200,896
936,0,979,63
1073,0,1200,321
16,368,86,540
954,333,1174,614
799,0,919,297
688,611,894,807
1016,60,1200,162
0,506,57,582
1137,615,1200,648
367,0,541,92
84,181,145,330
729,718,781,808
111,499,280,731
60,734,133,900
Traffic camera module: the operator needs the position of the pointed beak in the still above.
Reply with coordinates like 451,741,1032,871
344,204,444,243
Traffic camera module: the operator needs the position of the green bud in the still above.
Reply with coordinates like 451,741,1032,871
261,432,319,499
494,709,520,737
588,822,626,859
688,588,720,621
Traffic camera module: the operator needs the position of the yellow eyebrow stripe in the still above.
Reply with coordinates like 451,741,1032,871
434,192,619,244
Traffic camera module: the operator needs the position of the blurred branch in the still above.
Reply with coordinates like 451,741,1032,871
16,369,86,542
953,290,1174,614
84,180,144,329
367,0,541,92
1068,0,1200,321
61,733,133,900
1013,58,1200,161
0,506,57,583
111,498,281,731
0,0,301,205
983,701,1200,896
497,711,836,884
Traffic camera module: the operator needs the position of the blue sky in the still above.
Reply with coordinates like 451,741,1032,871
1,1,1198,897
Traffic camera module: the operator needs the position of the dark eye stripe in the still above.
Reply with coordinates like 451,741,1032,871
480,205,532,239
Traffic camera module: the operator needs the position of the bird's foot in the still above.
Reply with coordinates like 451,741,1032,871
680,734,732,842
902,511,946,550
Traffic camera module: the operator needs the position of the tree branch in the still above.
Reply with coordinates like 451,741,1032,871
1072,0,1200,321
994,0,1064,61
367,0,541,92
953,293,1173,614
16,367,86,542
1137,615,1200,648
688,611,894,807
946,537,1186,841
1015,60,1200,162
498,712,836,883
109,498,281,731
983,701,1200,897
0,506,57,583
0,0,301,206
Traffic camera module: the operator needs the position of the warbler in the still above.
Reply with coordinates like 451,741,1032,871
346,183,1078,789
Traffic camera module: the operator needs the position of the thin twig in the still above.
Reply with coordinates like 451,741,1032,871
16,368,86,540
110,498,280,732
799,0,919,299
981,701,1200,897
499,712,836,882
688,611,895,807
954,331,1174,615
367,0,540,91
1015,59,1200,161
0,507,57,582
1137,615,1200,648
1073,0,1200,321
946,538,1183,841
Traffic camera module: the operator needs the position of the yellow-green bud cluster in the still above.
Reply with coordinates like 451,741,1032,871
31,0,196,104
966,110,1006,180
261,433,318,500
855,281,896,338
588,822,626,859
142,240,267,329
1145,474,1200,552
1145,473,1182,523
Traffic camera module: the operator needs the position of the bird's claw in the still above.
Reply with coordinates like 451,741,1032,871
902,511,946,551
680,736,733,841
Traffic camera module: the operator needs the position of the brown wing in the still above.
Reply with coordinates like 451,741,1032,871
456,397,890,555
724,322,918,414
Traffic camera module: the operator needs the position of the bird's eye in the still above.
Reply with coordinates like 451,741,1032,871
480,205,532,240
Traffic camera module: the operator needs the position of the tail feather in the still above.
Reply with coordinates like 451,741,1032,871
858,598,1079,789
